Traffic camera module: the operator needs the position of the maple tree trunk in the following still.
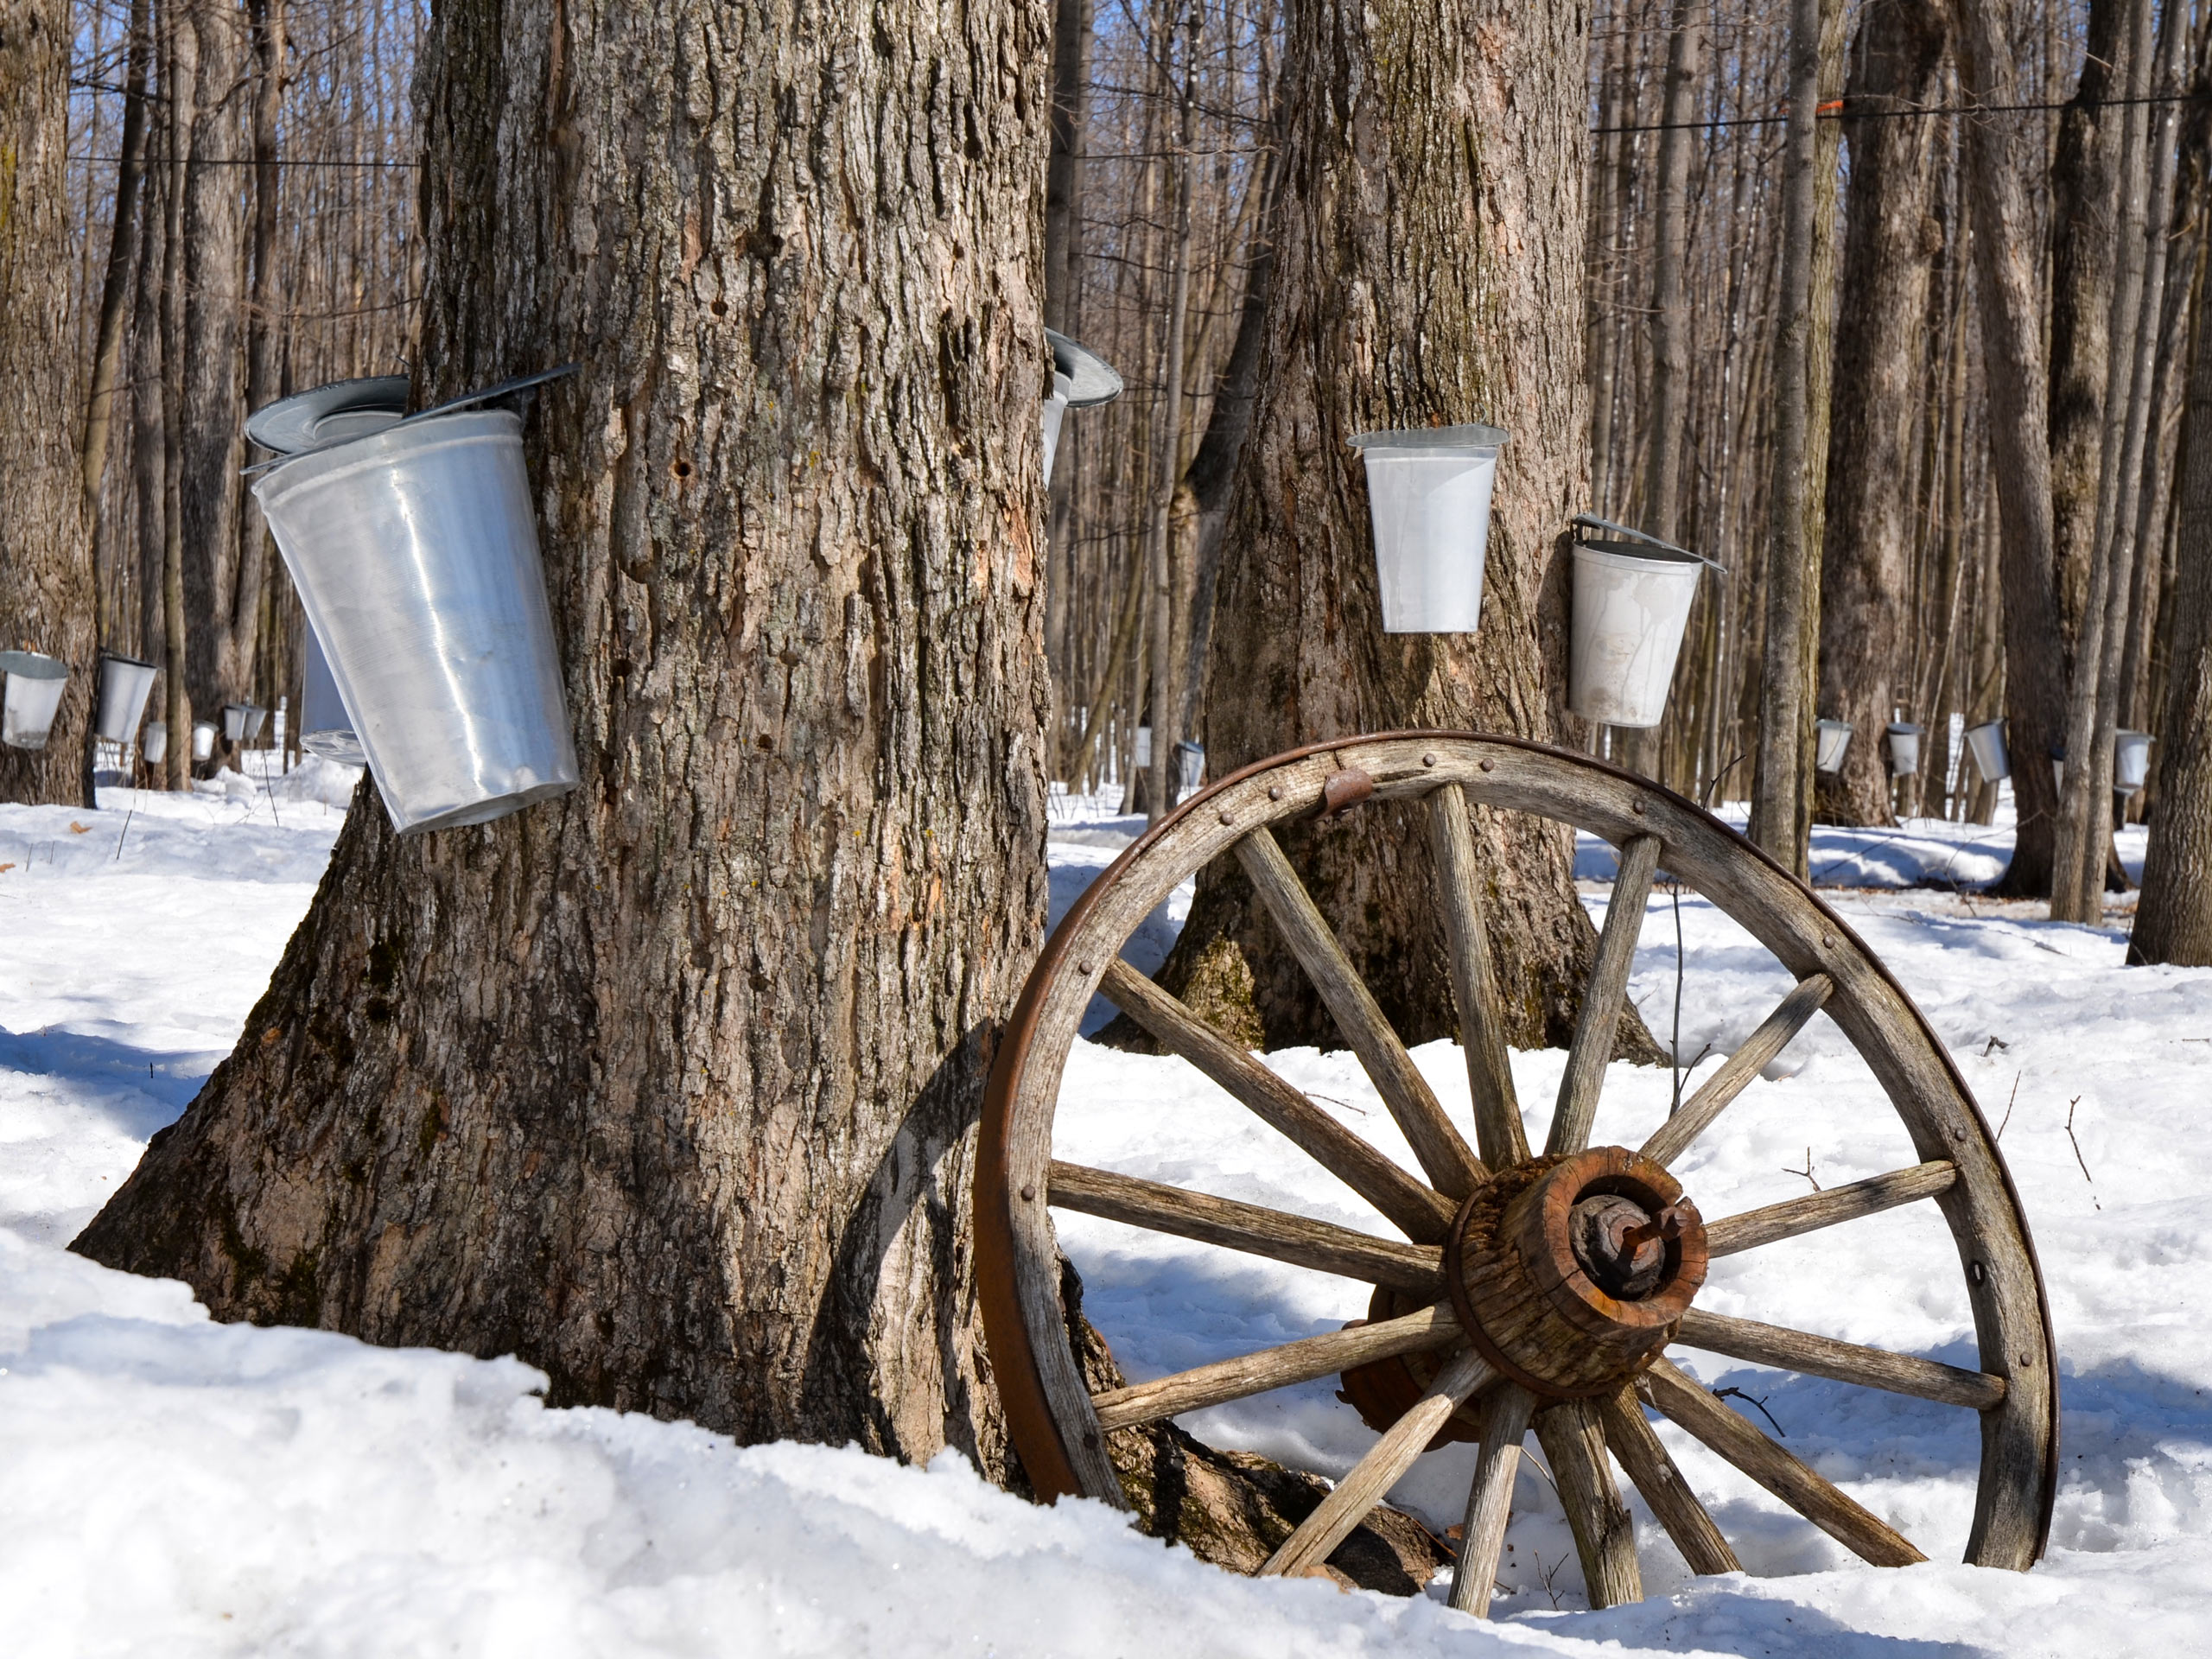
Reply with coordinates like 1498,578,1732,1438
79,0,1052,1466
0,0,95,808
1814,0,1948,830
1151,0,1657,1059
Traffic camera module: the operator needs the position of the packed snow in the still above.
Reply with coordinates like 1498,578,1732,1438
2,769,2207,1656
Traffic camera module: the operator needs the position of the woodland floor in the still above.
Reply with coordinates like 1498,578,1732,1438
0,764,2203,1656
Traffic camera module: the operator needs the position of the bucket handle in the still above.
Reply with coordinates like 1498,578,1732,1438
1572,512,1727,574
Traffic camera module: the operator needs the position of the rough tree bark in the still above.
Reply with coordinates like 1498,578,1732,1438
1042,0,1091,335
2131,215,2212,965
1815,0,1949,829
79,0,1055,1467
2048,0,2131,673
1142,0,1659,1059
0,0,95,808
1955,0,2067,897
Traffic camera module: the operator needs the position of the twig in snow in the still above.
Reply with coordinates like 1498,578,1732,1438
1783,1147,1821,1192
1712,1385,1787,1438
1996,1072,2019,1141
1532,1548,1567,1611
1307,1093,1370,1117
1981,1034,2009,1057
112,809,134,862
2064,1096,2100,1211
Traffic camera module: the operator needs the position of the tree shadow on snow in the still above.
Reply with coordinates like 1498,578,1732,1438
1519,1588,1995,1658
0,1021,212,1137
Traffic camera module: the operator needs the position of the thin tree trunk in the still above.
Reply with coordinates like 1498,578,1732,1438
1643,0,1704,543
1148,0,1657,1059
1749,0,1825,872
1146,1,1199,826
158,2,197,792
1955,0,2068,897
1814,0,1948,829
0,0,94,808
1043,0,1091,334
79,0,1054,1470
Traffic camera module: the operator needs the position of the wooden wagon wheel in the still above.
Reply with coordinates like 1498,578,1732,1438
976,732,2057,1612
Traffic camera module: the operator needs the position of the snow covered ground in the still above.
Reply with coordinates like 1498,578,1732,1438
2,770,2207,1656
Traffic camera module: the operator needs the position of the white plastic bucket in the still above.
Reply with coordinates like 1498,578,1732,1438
1567,540,1702,728
2115,730,2154,792
1040,370,1073,483
300,630,364,765
1815,720,1852,773
191,721,217,761
221,703,268,743
95,654,157,744
1134,726,1153,769
0,651,68,749
252,407,579,834
143,720,168,765
1347,424,1507,632
1964,720,2008,782
1886,722,1923,777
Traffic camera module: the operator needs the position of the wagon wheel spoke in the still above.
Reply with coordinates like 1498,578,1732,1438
1446,1382,1537,1614
1593,1382,1741,1576
1236,827,1487,1198
1702,1160,1957,1257
1260,1346,1496,1579
1425,783,1529,1169
1089,1300,1461,1431
1641,1356,1927,1567
1096,959,1457,1243
1533,1397,1643,1608
1046,1161,1443,1295
1675,1308,2006,1410
1547,833,1663,1155
1637,973,1834,1167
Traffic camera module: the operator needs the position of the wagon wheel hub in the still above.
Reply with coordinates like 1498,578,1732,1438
1441,1147,1709,1402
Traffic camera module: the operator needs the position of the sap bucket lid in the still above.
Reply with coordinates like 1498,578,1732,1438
1571,513,1726,572
1347,421,1509,454
1046,330,1123,408
0,649,68,680
245,364,582,471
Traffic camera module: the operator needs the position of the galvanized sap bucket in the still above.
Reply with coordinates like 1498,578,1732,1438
1567,517,1712,728
95,654,157,744
1965,719,2009,782
1041,331,1122,483
1347,424,1508,632
191,721,217,761
1886,722,1923,777
249,369,581,834
2115,730,2155,793
222,702,268,743
299,630,364,765
1174,740,1205,795
1815,720,1853,773
143,720,168,766
0,651,69,749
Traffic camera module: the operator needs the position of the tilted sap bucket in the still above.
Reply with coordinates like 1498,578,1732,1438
0,651,68,749
1815,720,1852,773
2115,730,2155,793
1041,331,1122,485
1965,719,2009,782
299,629,364,765
1886,722,1923,777
1174,741,1205,794
251,405,578,833
142,720,168,766
95,654,157,744
221,703,267,743
1347,424,1507,632
191,721,217,761
1568,540,1703,728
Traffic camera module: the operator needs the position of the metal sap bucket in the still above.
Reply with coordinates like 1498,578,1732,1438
299,629,364,765
0,651,68,749
2115,729,2154,793
1042,331,1122,485
1886,722,1923,777
191,721,217,761
1965,719,2009,782
95,654,157,743
1174,740,1205,794
1815,719,1852,773
1134,725,1154,768
143,720,168,765
1347,423,1507,632
1568,538,1703,728
251,404,578,834
221,702,268,743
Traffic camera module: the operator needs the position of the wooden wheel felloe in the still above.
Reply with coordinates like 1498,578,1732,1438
976,732,2057,1612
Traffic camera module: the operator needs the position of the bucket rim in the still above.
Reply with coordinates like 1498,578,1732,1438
0,650,68,680
99,651,157,672
246,375,410,456
1815,717,1853,733
1572,512,1726,573
1886,721,1924,736
251,406,528,500
1346,422,1508,453
1573,538,1706,569
1046,329,1122,407
245,364,578,476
